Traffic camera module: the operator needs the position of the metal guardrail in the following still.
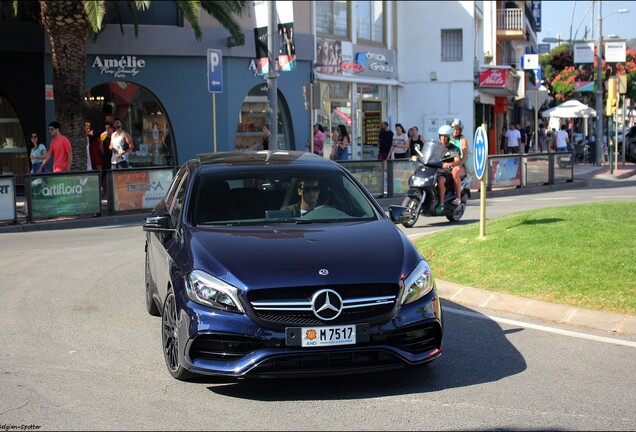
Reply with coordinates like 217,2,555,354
339,152,574,198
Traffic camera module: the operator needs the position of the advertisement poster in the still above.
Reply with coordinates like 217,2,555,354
253,1,295,74
30,174,101,218
0,177,16,221
339,162,383,196
113,169,173,212
392,161,420,195
493,158,520,187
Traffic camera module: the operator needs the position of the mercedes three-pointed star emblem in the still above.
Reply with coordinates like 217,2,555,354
311,289,343,321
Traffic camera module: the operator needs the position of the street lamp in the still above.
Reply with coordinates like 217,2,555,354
595,3,629,166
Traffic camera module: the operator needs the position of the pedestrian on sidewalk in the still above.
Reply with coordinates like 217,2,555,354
29,132,48,173
38,121,72,173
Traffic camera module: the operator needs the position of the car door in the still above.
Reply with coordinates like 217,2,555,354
148,167,190,305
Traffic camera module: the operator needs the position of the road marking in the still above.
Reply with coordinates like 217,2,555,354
594,196,635,199
444,306,636,348
534,197,575,201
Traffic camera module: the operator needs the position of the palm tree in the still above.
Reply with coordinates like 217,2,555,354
15,1,247,171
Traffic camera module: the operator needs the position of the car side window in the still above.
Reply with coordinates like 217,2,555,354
169,172,189,226
165,166,188,210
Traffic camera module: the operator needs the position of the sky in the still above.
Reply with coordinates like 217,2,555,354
537,1,636,46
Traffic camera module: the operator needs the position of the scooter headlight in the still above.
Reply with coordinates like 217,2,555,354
410,176,428,187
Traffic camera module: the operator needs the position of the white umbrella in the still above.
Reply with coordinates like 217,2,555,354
541,99,597,118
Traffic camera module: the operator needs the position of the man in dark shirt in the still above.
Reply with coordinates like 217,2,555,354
377,121,394,160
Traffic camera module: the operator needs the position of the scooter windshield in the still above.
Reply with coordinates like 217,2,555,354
417,140,447,165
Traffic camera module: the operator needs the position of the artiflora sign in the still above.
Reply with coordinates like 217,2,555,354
30,175,101,219
92,56,146,78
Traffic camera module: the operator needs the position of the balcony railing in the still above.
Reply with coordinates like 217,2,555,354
497,8,524,31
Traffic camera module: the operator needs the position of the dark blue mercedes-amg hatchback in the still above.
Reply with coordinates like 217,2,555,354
143,151,443,380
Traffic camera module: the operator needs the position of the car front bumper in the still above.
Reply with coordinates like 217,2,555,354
174,289,443,378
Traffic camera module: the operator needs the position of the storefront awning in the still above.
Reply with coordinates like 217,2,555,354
314,72,402,87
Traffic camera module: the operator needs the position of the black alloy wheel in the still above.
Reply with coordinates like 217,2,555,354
401,197,421,228
162,291,196,381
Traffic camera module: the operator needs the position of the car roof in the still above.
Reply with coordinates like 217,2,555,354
193,151,341,173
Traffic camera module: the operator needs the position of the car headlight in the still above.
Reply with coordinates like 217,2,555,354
400,260,435,305
186,270,245,313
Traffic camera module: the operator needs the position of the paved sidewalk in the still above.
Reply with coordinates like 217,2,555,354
436,279,636,336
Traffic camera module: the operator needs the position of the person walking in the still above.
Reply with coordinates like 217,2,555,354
499,126,508,154
262,124,270,150
409,126,424,161
312,123,325,156
377,121,394,160
335,124,350,160
37,121,72,173
554,124,570,152
110,118,134,169
538,123,547,152
29,132,48,173
506,123,521,154
391,123,410,159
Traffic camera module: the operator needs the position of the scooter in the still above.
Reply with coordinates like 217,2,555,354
401,141,471,228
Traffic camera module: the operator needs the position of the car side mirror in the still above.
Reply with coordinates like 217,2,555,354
388,205,410,224
143,214,175,233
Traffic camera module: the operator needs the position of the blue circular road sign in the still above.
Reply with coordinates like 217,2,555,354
473,126,488,180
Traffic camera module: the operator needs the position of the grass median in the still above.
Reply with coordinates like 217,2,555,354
413,201,636,315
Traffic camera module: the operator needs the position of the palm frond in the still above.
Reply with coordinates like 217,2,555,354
199,0,247,45
176,0,203,41
83,0,107,33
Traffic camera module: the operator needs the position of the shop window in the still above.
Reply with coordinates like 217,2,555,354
236,85,290,151
0,96,29,186
316,82,351,149
316,1,348,38
84,81,175,167
441,29,463,62
356,1,384,44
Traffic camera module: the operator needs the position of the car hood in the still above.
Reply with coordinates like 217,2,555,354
186,220,420,288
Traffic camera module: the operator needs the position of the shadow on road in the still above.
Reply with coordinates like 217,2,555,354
204,300,526,400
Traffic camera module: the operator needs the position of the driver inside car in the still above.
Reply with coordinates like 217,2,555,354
284,178,321,216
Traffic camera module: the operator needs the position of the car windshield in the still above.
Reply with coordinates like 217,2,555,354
191,170,378,226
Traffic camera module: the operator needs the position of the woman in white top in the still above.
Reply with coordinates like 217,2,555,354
391,123,410,159
29,132,48,173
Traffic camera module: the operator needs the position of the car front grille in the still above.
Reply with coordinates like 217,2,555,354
381,322,442,354
247,284,399,327
189,333,268,362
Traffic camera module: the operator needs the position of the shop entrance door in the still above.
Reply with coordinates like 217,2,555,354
359,100,382,160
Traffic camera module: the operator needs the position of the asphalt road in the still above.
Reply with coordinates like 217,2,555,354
1,180,635,431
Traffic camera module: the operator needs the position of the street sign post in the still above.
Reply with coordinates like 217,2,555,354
207,49,223,93
474,125,489,238
207,49,222,152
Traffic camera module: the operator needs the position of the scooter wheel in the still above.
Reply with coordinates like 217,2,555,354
401,197,421,228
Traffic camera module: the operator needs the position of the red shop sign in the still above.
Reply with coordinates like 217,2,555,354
480,69,509,88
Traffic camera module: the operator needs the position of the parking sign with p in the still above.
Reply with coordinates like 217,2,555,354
207,49,223,93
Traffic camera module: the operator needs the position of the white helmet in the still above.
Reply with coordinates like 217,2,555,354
438,125,453,137
451,119,464,129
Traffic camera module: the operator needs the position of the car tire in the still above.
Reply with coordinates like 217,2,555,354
162,290,197,381
145,253,160,317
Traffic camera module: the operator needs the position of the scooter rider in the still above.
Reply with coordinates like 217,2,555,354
436,125,462,213
450,119,469,206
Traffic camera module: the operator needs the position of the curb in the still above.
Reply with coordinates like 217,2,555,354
436,279,636,336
